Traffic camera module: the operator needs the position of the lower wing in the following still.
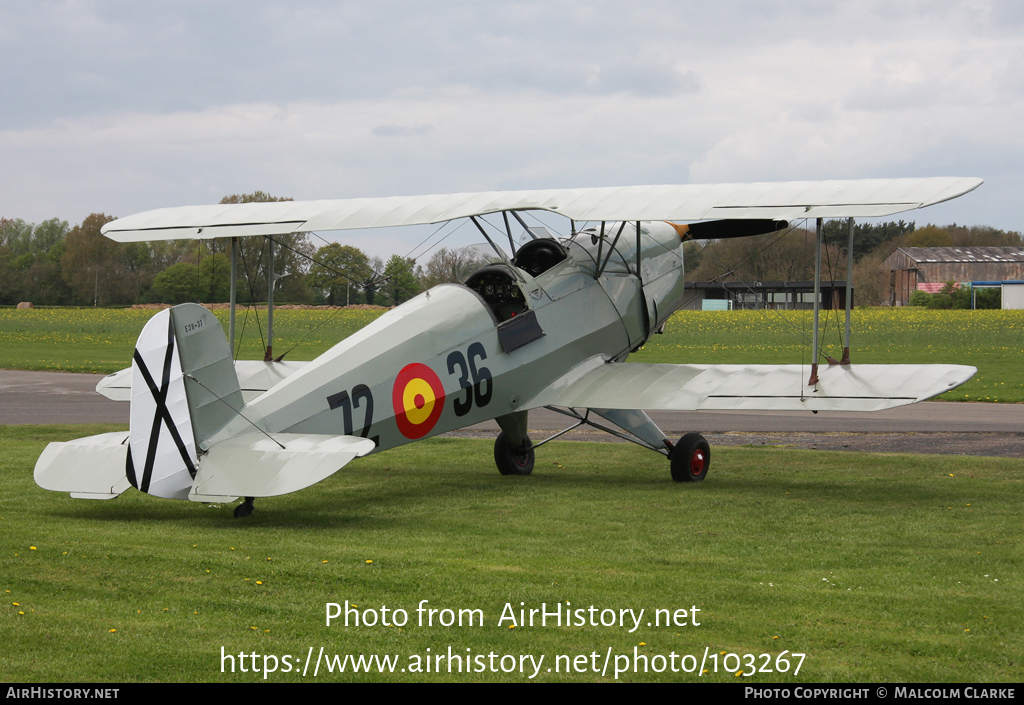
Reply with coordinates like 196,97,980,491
527,362,975,413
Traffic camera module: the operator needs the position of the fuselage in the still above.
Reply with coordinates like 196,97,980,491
207,221,687,454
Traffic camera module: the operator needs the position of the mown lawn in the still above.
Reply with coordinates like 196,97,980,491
3,426,1021,682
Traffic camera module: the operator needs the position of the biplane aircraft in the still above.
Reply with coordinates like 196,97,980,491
34,178,981,517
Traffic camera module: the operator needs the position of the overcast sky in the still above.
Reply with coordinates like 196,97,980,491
2,1,1021,258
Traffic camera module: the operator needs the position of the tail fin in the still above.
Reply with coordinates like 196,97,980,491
127,304,242,499
127,303,374,504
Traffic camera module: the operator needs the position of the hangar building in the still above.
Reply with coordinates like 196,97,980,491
681,281,851,311
883,247,1024,306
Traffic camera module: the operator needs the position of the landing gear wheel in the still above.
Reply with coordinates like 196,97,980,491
671,433,710,482
494,432,534,476
234,497,255,518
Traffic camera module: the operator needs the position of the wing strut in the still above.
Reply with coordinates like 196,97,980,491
470,216,524,282
841,217,855,365
809,218,823,385
510,211,536,241
595,221,627,278
635,221,642,285
810,216,858,384
501,212,517,256
264,236,275,361
229,236,238,356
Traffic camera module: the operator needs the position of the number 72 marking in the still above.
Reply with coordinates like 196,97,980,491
327,384,374,439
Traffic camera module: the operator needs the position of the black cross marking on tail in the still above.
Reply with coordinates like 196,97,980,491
126,315,197,493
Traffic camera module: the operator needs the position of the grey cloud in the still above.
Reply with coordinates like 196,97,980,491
996,51,1024,95
0,0,1017,235
585,63,702,97
0,1,818,128
372,124,433,137
844,79,945,112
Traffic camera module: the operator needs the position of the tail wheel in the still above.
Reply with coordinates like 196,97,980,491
671,433,710,482
494,431,534,476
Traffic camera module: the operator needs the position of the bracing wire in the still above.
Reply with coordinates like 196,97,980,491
235,236,267,356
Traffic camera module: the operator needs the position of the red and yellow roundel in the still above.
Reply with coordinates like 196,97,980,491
392,363,445,439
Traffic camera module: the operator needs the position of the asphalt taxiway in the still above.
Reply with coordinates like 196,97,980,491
2,369,1021,457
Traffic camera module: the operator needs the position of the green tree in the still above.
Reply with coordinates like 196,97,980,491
975,287,1001,309
363,256,385,305
307,243,371,305
0,219,74,304
152,262,204,303
150,254,232,304
0,218,33,256
947,224,1024,247
200,253,232,302
683,240,704,274
20,251,70,305
215,192,314,304
906,225,952,248
688,226,842,283
908,290,932,307
924,282,970,310
61,213,151,305
382,255,419,305
822,219,915,261
419,246,489,289
220,191,291,205
0,226,18,304
30,218,70,255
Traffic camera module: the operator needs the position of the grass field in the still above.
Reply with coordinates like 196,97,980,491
0,306,1022,402
2,426,1021,683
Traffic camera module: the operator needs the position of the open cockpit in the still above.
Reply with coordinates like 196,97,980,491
464,265,527,322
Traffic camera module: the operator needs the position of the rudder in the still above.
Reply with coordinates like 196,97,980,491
128,304,242,499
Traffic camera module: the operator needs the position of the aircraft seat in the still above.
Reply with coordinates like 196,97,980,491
513,238,567,277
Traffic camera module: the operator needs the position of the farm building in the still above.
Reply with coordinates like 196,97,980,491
681,281,851,311
883,247,1024,306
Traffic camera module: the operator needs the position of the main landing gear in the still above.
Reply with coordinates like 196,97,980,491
490,408,712,483
234,496,255,518
494,431,535,475
670,432,710,482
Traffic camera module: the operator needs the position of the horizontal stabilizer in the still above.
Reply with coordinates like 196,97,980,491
34,432,132,500
529,362,976,413
188,433,376,502
97,360,307,402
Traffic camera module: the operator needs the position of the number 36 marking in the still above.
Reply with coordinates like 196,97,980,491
447,342,492,417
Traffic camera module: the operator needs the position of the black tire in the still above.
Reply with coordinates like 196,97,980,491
233,497,255,518
494,431,534,476
671,433,710,482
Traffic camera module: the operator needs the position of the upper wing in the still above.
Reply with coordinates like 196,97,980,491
526,361,976,413
102,178,983,242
